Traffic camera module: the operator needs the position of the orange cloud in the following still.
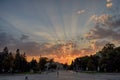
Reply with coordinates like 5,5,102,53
106,3,113,8
106,0,113,8
26,47,95,65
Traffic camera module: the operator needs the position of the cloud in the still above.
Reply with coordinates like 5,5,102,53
20,34,29,41
0,29,82,57
0,18,22,49
77,10,85,15
90,14,120,30
107,0,112,3
0,19,81,57
0,20,95,64
0,18,40,55
90,40,110,51
106,0,113,8
85,13,120,51
106,3,113,8
85,24,120,40
0,32,15,47
0,31,41,56
105,15,120,29
90,14,111,24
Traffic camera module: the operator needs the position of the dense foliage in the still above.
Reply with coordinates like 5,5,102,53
0,47,57,73
70,43,120,72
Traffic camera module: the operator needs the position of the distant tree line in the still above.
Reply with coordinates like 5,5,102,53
0,47,64,74
1,43,119,73
70,43,120,72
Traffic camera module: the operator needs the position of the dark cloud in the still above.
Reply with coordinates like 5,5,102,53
0,30,80,56
0,32,15,47
106,15,120,28
0,18,19,49
86,24,120,41
0,18,39,55
0,32,41,56
20,34,29,41
91,40,110,50
95,40,110,47
86,14,120,43
13,41,41,56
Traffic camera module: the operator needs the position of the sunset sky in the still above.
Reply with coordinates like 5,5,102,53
0,0,120,64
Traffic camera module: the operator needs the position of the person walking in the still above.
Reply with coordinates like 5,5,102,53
25,76,29,80
57,71,59,78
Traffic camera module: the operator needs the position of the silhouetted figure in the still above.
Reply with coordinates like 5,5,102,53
25,76,28,80
57,71,59,78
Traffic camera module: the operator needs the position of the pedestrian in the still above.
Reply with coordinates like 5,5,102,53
25,76,28,80
57,71,59,78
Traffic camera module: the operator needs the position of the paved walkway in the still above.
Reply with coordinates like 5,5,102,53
0,70,120,80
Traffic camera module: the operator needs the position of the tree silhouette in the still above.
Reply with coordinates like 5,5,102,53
71,43,120,72
14,49,28,72
30,58,38,73
38,57,48,71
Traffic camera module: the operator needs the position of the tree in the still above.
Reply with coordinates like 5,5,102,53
80,56,90,71
14,49,21,72
87,55,99,71
71,56,90,71
114,47,120,72
20,53,28,72
29,58,38,73
14,49,28,72
0,47,9,73
2,52,14,73
98,43,119,72
3,47,9,54
99,43,115,72
38,57,48,71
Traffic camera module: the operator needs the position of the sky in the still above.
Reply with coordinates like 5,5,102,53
0,0,120,64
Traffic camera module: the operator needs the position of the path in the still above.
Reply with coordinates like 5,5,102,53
0,70,120,80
